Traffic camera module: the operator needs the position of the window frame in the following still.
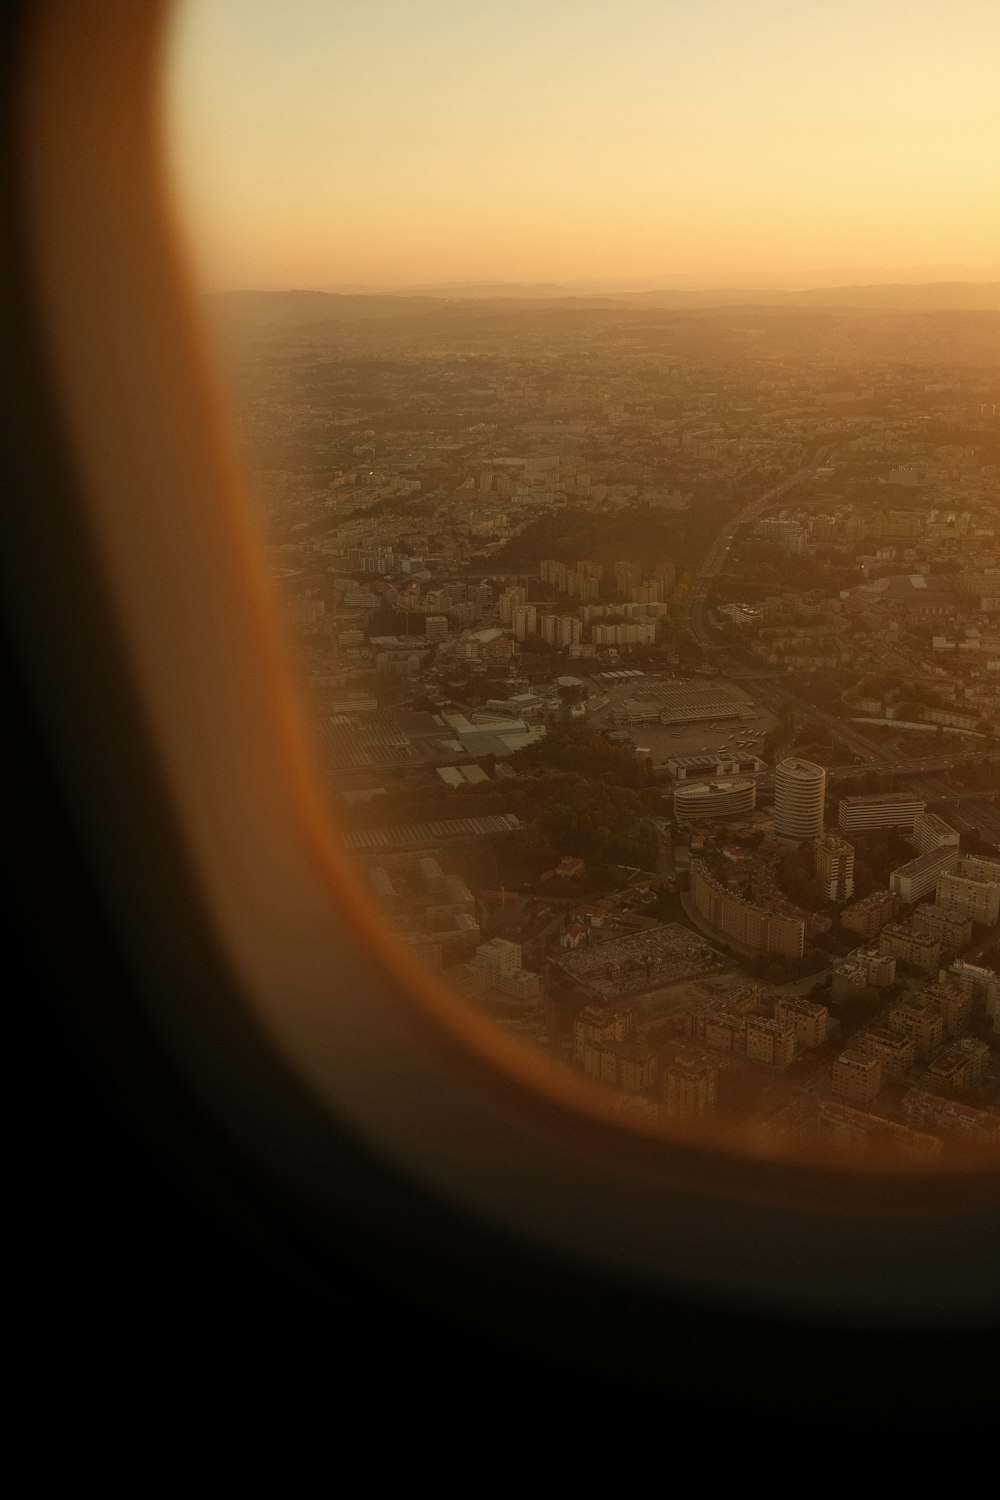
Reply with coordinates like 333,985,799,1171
6,0,999,1335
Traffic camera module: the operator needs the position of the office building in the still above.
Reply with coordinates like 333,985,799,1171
838,792,925,835
673,778,756,823
774,758,825,841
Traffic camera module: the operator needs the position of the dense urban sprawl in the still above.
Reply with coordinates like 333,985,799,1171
215,292,999,1161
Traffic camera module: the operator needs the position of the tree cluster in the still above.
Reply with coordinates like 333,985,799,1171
513,719,650,786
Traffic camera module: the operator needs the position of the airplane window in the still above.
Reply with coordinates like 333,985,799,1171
10,1,1000,1396
160,0,1000,1177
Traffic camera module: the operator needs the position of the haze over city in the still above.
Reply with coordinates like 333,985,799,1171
161,0,1000,1158
166,0,1000,294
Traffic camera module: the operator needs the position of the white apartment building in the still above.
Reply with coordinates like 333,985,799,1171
890,846,961,906
838,792,925,834
498,586,527,626
935,864,1000,928
474,938,521,984
539,613,582,648
512,604,537,641
912,811,960,856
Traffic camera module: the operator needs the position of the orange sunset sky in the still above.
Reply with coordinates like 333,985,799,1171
165,0,1000,292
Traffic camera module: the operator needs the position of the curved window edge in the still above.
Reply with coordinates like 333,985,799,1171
7,0,1000,1328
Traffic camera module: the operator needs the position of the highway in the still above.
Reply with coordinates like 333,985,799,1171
903,773,1000,846
683,451,1000,801
686,443,839,657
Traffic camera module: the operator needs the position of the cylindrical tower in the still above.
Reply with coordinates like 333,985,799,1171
774,757,826,840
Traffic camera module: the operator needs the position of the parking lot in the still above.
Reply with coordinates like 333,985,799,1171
588,672,778,769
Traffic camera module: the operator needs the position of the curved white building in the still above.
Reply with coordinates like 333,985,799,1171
774,757,826,841
674,778,756,822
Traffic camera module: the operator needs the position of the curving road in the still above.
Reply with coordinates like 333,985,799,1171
683,450,1000,785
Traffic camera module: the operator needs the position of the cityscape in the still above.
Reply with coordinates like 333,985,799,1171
210,286,1000,1164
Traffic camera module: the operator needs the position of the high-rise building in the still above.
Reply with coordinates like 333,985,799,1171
539,559,567,591
614,561,642,598
540,613,581,648
774,758,825,841
511,603,537,641
813,833,855,900
498,586,527,625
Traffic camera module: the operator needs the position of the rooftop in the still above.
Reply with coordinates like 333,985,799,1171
776,757,826,780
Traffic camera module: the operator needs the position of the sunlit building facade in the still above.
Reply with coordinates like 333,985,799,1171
774,758,825,841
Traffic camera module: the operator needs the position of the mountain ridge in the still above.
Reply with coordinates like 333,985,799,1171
209,281,1000,336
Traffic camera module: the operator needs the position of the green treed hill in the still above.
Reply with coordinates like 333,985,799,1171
479,503,692,573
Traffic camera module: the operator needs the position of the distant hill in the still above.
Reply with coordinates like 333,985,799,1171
622,282,1000,312
208,288,446,330
204,286,1000,368
210,282,1000,341
322,280,574,300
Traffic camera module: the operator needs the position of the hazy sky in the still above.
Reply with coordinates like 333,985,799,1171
165,0,1000,291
